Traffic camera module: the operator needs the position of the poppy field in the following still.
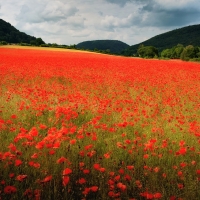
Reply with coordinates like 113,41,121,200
0,47,200,200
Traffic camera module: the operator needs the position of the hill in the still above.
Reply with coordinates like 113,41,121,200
123,24,200,56
0,19,45,44
76,40,130,54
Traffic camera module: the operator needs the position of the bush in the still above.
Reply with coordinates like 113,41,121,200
20,43,31,46
41,44,50,47
137,45,158,58
0,41,8,45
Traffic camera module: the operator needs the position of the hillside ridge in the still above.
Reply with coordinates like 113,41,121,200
0,18,45,44
123,24,200,56
76,40,130,54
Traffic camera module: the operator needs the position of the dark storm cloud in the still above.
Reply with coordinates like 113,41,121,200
104,0,200,27
148,9,200,27
139,1,200,27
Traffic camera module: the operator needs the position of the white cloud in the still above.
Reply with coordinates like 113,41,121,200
0,0,200,45
17,0,78,23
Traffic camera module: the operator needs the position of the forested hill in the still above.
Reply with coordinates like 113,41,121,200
122,24,200,56
0,19,45,45
76,40,130,54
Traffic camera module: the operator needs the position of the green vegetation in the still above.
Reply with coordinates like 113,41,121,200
76,40,130,54
161,44,184,59
0,19,45,45
123,24,200,56
0,41,8,45
160,44,200,61
1,17,200,62
180,45,200,61
137,45,158,58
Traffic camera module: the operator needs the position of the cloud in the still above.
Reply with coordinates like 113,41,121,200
17,0,78,23
104,0,145,6
1,0,200,46
100,14,139,31
139,0,200,27
102,0,200,29
66,15,85,29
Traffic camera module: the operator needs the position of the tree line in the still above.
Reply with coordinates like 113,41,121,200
1,40,200,62
135,44,200,61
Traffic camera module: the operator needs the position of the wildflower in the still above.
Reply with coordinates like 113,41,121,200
63,168,72,176
196,169,200,174
104,152,111,159
143,154,149,159
99,168,106,172
53,142,60,148
40,124,47,129
117,182,126,191
40,175,52,183
154,192,162,198
90,186,98,192
24,189,33,198
15,159,22,166
57,156,67,164
4,185,17,194
153,167,160,173
78,178,86,184
83,169,90,174
49,150,55,155
124,174,131,181
114,175,120,181
79,162,85,167
93,163,100,170
82,187,90,195
127,165,134,170
16,174,27,182
62,176,70,186
31,153,38,159
29,127,38,137
9,173,15,178
70,139,76,145
8,143,17,152
177,183,184,189
118,168,124,174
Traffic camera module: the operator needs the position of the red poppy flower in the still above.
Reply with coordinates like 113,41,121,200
63,168,72,176
78,178,86,184
40,175,52,183
15,159,22,166
62,176,70,186
16,174,28,182
93,163,100,170
90,186,98,192
4,185,17,194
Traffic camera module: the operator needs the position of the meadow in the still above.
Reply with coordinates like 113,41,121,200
0,46,200,200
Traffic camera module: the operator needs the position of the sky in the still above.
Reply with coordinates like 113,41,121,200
0,0,200,45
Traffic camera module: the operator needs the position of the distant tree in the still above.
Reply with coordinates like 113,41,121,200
51,43,58,47
105,49,110,54
35,38,45,46
0,41,8,45
161,44,184,59
197,52,200,58
161,49,173,58
180,45,199,61
171,44,184,58
137,45,158,58
40,44,50,47
30,40,36,46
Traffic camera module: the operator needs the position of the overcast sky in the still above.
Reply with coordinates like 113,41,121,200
0,0,200,45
